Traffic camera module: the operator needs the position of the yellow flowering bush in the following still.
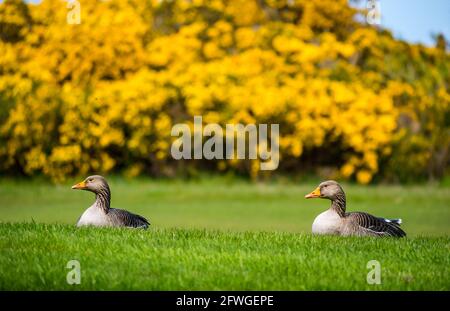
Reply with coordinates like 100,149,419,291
0,0,448,183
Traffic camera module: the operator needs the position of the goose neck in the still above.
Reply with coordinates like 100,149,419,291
95,186,111,212
331,192,346,217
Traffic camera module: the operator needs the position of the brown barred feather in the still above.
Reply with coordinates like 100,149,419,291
108,208,150,228
346,212,406,237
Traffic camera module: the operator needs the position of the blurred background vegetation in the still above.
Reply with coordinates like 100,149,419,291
0,0,449,184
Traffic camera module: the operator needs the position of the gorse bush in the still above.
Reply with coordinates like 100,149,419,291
0,0,448,183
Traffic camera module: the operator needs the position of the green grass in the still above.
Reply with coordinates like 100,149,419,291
1,223,449,290
0,177,449,290
0,177,449,235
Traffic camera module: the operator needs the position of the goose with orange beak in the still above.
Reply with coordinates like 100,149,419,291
305,180,406,237
72,175,150,228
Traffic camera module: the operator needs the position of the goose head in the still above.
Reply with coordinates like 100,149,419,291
305,180,344,201
71,175,109,194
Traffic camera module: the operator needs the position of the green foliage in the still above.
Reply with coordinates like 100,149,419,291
0,0,448,182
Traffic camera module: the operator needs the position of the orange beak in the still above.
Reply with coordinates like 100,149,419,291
71,181,87,190
305,187,321,199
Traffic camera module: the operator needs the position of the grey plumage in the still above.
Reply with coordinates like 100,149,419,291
346,212,406,237
107,208,150,228
72,175,150,229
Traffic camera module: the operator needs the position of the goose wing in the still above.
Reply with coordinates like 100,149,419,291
346,212,406,237
108,208,150,229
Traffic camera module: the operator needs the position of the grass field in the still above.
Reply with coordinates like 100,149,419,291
0,177,449,290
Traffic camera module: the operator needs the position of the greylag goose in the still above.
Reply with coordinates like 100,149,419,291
72,175,150,228
305,180,406,237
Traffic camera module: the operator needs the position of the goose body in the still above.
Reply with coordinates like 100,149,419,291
72,175,150,229
312,209,342,235
306,181,406,237
77,204,109,227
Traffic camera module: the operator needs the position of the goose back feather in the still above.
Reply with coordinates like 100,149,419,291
343,212,406,237
107,208,150,228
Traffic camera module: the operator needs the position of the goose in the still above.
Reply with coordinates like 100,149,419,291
305,180,406,237
72,175,150,228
